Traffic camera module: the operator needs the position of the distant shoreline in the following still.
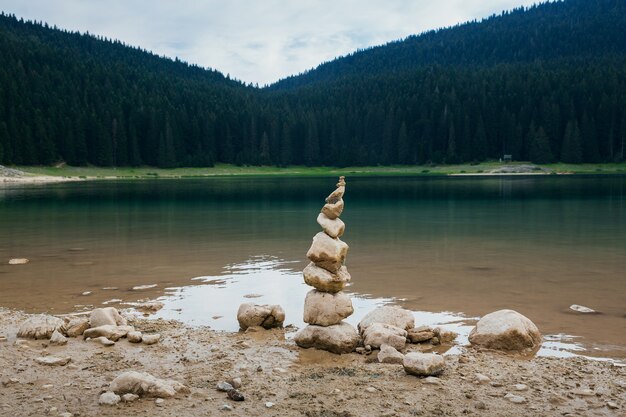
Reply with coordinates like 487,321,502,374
1,162,624,184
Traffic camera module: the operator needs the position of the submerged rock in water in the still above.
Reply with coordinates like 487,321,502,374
109,371,189,398
362,323,407,350
358,306,415,334
569,304,598,314
403,352,445,376
18,315,64,340
303,289,353,326
294,322,360,354
8,258,29,265
89,307,127,328
303,263,350,293
468,309,542,351
236,303,285,330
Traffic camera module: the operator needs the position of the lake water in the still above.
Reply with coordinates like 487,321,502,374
0,176,624,361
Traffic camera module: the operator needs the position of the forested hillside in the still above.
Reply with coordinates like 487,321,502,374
0,0,625,167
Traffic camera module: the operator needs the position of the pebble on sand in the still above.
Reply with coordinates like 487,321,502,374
8,258,29,265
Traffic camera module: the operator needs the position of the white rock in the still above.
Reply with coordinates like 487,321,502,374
109,371,189,398
18,315,64,339
358,306,415,333
8,258,29,265
316,213,345,238
403,352,445,376
423,376,442,385
265,402,274,408
362,323,407,350
35,356,71,366
468,309,542,351
49,330,67,346
99,391,120,406
142,334,161,345
365,387,377,393
377,344,405,364
306,232,349,273
236,303,285,330
294,322,360,354
303,262,351,293
474,373,491,384
91,336,115,346
89,307,127,328
155,398,165,406
132,284,157,290
303,290,353,326
83,325,134,341
63,317,90,337
121,393,139,402
504,393,526,404
127,331,142,343
514,384,528,391
569,304,597,314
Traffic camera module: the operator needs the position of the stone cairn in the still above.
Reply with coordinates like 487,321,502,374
294,176,360,354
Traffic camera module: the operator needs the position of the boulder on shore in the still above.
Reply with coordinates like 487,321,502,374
306,232,349,273
236,303,285,330
468,309,542,351
303,262,351,293
89,307,127,328
294,322,360,354
63,316,90,337
358,306,414,334
362,322,407,350
303,290,353,326
109,371,189,398
18,315,64,340
403,352,445,376
378,344,404,364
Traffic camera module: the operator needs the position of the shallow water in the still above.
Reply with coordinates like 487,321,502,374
0,176,624,360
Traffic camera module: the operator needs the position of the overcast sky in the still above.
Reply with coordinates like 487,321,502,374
0,0,538,85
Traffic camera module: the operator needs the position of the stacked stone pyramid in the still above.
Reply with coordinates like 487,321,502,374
294,176,360,354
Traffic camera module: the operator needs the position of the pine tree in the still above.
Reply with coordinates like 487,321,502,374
529,126,553,164
561,120,582,163
446,123,457,163
397,122,409,164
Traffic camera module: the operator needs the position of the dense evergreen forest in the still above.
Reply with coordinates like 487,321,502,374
0,0,625,167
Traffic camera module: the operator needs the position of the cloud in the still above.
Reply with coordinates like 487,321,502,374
0,0,538,85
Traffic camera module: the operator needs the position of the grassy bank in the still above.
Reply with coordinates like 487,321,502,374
13,162,626,179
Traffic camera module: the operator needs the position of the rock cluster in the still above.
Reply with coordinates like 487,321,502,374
295,177,359,354
357,306,414,351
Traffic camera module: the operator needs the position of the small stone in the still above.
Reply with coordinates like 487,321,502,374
60,413,73,417
572,388,595,396
303,263,350,293
474,401,487,410
220,404,233,411
42,384,54,389
407,328,435,343
303,290,354,326
265,402,274,408
514,383,528,391
155,398,165,406
569,304,597,314
403,352,445,377
504,393,526,404
132,284,157,290
355,347,366,354
358,306,415,333
121,393,139,402
377,344,404,364
228,378,242,389
317,213,345,238
306,232,349,273
127,331,142,343
474,373,491,384
35,356,71,366
430,336,440,345
110,371,188,398
50,330,68,345
63,317,90,337
274,367,288,374
362,322,407,350
142,334,161,345
607,402,618,409
216,382,234,392
81,291,92,296
423,376,442,385
365,387,377,393
294,322,359,354
99,391,121,406
0,335,6,342
8,258,29,265
236,303,285,330
92,336,115,346
227,389,244,401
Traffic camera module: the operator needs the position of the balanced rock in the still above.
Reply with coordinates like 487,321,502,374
18,315,64,339
303,263,350,293
378,344,405,364
83,325,134,341
306,232,349,273
321,199,344,220
403,352,445,376
317,213,345,238
303,290,353,326
325,181,345,204
63,317,90,337
362,323,407,350
89,307,127,328
468,309,542,351
358,306,415,333
110,371,189,398
49,330,68,345
237,303,285,330
294,322,360,354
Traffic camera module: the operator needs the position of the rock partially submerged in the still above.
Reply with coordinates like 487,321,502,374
469,309,542,351
403,352,445,376
294,322,360,354
237,303,285,330
89,307,127,328
569,304,598,314
8,258,29,265
358,306,414,333
109,371,189,398
18,315,64,339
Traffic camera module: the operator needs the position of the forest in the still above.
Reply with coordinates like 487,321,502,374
0,0,625,167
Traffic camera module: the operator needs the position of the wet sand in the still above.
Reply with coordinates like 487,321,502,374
1,308,625,417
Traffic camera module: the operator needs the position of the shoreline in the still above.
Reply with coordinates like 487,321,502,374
0,307,624,416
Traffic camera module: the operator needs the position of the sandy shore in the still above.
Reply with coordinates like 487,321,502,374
0,308,624,417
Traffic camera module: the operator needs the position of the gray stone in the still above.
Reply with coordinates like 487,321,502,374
83,325,134,341
377,344,404,364
358,306,415,333
407,328,435,343
403,352,445,376
142,334,161,345
303,290,353,326
504,393,526,404
306,232,349,273
303,262,350,293
49,330,67,346
63,317,89,337
294,322,359,354
127,331,142,343
109,371,189,398
18,315,64,340
236,303,285,330
34,356,71,366
468,309,542,351
216,382,233,392
121,393,139,402
362,323,407,350
99,391,120,406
